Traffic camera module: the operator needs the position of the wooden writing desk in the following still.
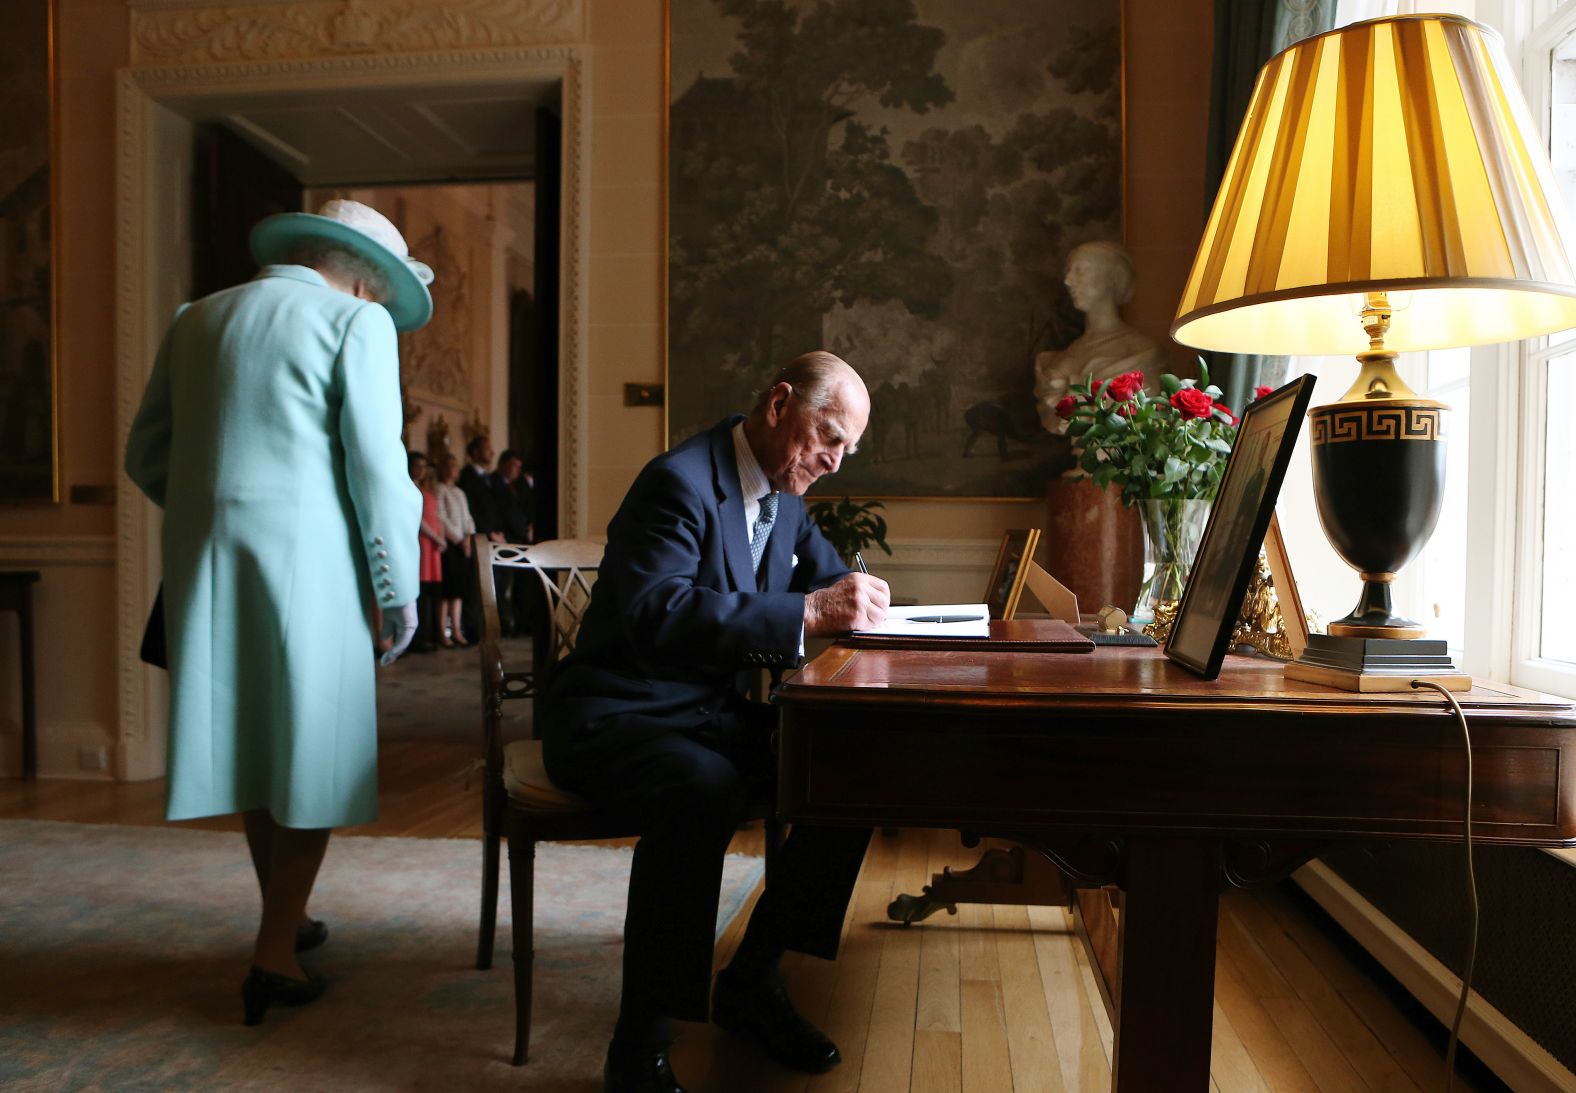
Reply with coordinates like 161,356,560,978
773,644,1576,1093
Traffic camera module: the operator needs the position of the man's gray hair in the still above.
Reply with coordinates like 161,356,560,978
752,350,851,412
281,240,392,302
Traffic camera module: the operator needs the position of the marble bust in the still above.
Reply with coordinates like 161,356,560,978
1034,241,1169,433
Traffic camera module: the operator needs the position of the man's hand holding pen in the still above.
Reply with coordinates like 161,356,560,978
804,559,889,636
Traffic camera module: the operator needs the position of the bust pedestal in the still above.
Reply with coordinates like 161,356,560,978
1042,477,1142,616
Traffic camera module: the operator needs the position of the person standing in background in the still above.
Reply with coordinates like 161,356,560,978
491,448,533,636
458,435,502,639
124,199,433,1026
458,435,501,541
435,452,476,647
411,451,445,653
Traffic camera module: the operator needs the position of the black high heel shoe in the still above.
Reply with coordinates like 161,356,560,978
295,919,328,953
241,966,327,1026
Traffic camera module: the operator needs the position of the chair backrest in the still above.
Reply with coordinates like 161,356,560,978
476,539,604,764
488,539,603,665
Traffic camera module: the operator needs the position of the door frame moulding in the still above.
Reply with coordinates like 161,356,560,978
115,45,590,780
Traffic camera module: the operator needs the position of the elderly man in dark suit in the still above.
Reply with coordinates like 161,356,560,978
541,351,889,1093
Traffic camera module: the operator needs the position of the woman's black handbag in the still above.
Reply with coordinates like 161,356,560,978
140,584,167,669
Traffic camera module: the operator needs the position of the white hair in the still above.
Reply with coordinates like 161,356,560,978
282,240,391,302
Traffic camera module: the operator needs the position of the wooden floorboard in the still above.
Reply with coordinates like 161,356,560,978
0,748,1506,1091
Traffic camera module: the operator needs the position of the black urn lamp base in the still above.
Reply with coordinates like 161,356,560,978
1285,634,1471,692
1326,577,1425,639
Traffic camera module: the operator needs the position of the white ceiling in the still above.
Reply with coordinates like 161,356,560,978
175,79,561,186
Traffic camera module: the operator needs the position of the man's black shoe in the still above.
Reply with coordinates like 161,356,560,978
711,966,841,1073
603,1046,685,1093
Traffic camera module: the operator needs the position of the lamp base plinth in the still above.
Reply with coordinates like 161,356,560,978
1283,634,1471,693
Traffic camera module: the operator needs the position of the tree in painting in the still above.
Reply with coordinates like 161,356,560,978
670,0,1124,497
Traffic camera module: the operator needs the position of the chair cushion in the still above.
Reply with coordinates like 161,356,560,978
501,739,595,813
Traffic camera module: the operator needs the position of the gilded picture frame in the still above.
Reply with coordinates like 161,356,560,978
664,0,1124,500
1166,376,1317,680
0,0,59,503
984,527,1041,621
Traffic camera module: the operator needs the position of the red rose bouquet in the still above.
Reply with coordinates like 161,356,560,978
1060,362,1239,507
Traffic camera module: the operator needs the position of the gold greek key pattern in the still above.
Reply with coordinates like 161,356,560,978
1311,406,1442,445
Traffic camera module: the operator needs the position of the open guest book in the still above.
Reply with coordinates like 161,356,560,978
853,603,992,639
847,610,1094,653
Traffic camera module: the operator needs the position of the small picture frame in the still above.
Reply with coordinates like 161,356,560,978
1262,512,1309,659
985,528,1042,620
1166,377,1317,679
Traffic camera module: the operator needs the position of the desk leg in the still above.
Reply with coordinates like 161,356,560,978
1112,835,1222,1093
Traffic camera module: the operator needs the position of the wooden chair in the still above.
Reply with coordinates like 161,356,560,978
473,538,626,1065
472,538,780,1066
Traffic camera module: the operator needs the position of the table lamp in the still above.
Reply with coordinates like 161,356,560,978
1172,13,1576,691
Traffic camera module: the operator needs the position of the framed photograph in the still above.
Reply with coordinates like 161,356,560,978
0,0,58,502
1166,376,1317,679
985,528,1041,620
665,0,1123,498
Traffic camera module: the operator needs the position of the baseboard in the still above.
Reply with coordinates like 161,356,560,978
1294,860,1576,1093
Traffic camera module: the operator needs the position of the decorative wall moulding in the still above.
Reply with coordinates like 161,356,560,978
129,0,584,67
881,538,1001,573
0,536,115,567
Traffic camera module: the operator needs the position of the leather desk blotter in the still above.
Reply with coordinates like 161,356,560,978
843,617,1095,653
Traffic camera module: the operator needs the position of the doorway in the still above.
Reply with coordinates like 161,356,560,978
185,89,560,527
115,48,590,780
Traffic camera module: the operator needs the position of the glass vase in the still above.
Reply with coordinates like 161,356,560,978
1131,498,1212,624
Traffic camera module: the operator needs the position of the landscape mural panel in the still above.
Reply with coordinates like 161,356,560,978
667,0,1122,498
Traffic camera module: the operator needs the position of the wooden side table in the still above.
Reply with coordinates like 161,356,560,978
0,571,39,779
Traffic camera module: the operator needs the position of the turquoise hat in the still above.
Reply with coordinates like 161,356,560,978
250,199,434,331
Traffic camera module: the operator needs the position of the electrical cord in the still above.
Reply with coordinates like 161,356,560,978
1411,679,1478,1093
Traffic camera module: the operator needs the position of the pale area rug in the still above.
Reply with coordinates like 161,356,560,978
0,820,764,1091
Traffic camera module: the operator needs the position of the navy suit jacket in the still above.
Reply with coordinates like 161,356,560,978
541,417,847,776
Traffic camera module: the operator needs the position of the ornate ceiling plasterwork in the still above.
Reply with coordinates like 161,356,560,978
130,0,583,66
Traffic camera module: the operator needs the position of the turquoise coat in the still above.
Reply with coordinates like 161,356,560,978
125,266,422,828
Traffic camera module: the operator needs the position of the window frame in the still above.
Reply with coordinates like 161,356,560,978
1506,0,1576,699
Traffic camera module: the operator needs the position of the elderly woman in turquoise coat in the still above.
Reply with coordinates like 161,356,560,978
125,200,432,1025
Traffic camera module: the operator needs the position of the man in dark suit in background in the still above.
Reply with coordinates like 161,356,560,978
541,351,889,1093
458,435,506,636
492,448,534,634
458,435,501,540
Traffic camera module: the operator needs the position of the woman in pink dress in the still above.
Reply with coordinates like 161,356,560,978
410,452,445,652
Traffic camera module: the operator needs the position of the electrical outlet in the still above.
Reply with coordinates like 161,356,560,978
77,745,108,772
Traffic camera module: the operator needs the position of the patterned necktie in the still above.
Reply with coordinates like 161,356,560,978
749,492,779,573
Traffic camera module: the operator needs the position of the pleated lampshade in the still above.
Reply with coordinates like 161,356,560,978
1173,14,1576,355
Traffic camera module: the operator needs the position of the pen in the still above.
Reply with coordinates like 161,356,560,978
853,551,868,575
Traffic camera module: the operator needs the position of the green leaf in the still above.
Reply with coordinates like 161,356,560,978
1160,374,1183,396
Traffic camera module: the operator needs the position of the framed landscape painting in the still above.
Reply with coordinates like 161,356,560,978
0,0,58,503
666,0,1124,499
